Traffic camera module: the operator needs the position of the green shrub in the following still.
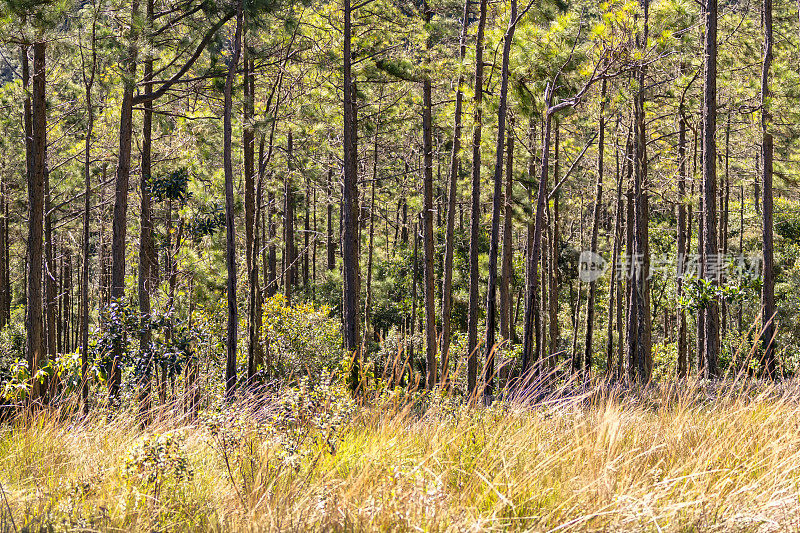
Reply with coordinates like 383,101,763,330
261,294,342,380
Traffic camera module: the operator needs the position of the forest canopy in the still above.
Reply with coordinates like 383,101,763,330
0,0,792,403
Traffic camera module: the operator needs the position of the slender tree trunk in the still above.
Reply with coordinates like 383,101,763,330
522,88,555,377
627,0,652,382
548,123,560,363
484,0,516,397
45,155,56,368
738,183,744,334
466,0,488,395
110,0,140,400
439,0,470,385
676,85,688,378
343,0,362,388
138,0,156,413
702,0,720,378
326,168,335,270
365,107,381,340
421,0,437,389
252,138,264,375
761,0,776,375
583,78,606,375
267,189,277,295
27,40,47,402
224,1,244,399
243,41,258,381
606,126,626,377
0,176,7,330
522,117,540,375
304,174,310,287
81,48,92,405
284,131,296,302
501,116,515,346
721,116,730,338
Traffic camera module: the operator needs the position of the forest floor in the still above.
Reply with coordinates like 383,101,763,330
1,380,799,532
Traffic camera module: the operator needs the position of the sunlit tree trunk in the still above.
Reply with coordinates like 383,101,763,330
110,0,140,400
224,0,244,399
439,0,469,385
761,0,776,375
466,0,488,395
701,0,720,377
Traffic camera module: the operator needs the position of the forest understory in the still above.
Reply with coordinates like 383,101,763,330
1,378,800,532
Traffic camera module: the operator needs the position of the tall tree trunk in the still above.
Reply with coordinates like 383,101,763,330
720,116,730,338
702,0,720,378
606,125,626,378
761,0,776,375
522,117,540,376
138,0,156,413
45,157,56,370
326,168,335,270
304,174,310,287
676,81,688,377
251,138,265,377
500,115,515,345
244,46,259,381
439,0,470,385
583,78,606,375
548,123,560,363
466,0,488,395
484,0,516,397
284,131,295,302
421,0,437,389
27,40,47,402
522,88,555,377
80,12,97,410
343,0,362,388
0,177,7,330
267,189,277,295
627,0,651,382
738,182,744,334
223,1,244,399
110,0,140,400
365,109,380,340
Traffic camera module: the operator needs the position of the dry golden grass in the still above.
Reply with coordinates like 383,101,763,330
2,379,800,531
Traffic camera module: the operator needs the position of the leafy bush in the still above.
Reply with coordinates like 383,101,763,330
124,432,194,490
261,294,342,380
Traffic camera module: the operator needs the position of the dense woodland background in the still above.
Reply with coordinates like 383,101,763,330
0,0,794,408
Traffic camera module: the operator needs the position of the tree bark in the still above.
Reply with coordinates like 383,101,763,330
109,0,140,399
583,78,606,375
365,114,379,341
343,0,362,388
702,0,720,378
627,0,652,382
484,0,516,396
224,1,244,399
761,0,776,375
501,115,515,346
548,122,560,363
606,125,626,378
421,0,437,389
676,78,688,377
284,131,296,303
243,40,258,381
522,88,555,378
326,168,335,270
466,0,488,395
439,0,470,385
27,40,47,402
137,0,157,414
